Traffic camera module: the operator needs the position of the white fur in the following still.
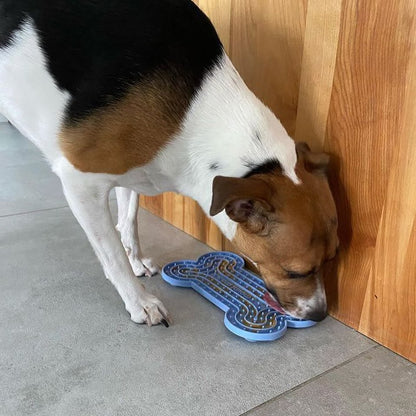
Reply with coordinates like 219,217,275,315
294,279,327,319
54,159,168,325
115,188,158,277
120,55,300,240
0,21,69,161
0,22,300,325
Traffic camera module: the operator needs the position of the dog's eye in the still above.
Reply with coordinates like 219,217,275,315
286,269,314,279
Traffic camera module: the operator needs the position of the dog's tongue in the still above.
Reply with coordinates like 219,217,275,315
264,292,286,314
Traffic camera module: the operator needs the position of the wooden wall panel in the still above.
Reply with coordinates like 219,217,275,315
139,0,416,361
323,0,415,362
230,0,307,135
355,0,416,361
195,0,232,51
295,0,342,148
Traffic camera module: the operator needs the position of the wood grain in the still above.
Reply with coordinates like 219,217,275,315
183,198,223,250
230,0,307,135
162,192,184,230
324,0,415,362
195,0,232,51
358,0,416,361
140,194,163,218
295,0,342,148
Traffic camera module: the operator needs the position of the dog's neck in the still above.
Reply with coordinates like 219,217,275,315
156,54,299,240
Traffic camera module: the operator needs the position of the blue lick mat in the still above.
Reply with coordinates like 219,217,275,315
162,251,316,342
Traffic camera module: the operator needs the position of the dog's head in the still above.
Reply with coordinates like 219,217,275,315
210,143,338,321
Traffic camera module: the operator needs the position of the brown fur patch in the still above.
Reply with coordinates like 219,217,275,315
60,70,194,174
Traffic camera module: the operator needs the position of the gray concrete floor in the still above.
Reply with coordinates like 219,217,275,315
0,122,414,416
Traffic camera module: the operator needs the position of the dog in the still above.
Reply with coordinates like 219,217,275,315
0,0,338,327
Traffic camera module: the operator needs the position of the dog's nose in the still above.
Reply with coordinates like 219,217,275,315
305,309,327,322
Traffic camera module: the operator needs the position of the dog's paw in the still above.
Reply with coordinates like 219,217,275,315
117,225,159,277
127,295,171,327
129,256,159,277
141,258,159,276
129,256,149,277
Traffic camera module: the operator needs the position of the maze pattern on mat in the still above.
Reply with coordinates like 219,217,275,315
162,252,316,342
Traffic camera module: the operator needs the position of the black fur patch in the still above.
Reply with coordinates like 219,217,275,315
0,0,223,122
243,159,282,178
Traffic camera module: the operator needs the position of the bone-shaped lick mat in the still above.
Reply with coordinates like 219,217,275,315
162,252,316,342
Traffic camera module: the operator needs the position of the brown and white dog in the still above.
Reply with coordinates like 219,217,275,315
0,0,338,326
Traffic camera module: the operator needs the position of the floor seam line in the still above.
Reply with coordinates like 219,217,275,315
0,204,69,218
239,344,380,415
0,196,118,219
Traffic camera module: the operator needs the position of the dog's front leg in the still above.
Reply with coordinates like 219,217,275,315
57,163,170,326
115,187,158,277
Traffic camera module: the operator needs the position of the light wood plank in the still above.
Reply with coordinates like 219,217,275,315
162,193,184,230
230,0,307,135
140,195,163,218
195,0,232,51
358,0,416,361
295,0,342,149
325,0,415,361
183,198,223,250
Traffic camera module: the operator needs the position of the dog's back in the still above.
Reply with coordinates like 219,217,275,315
0,0,223,167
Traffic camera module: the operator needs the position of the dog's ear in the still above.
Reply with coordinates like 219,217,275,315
210,176,274,227
296,142,330,174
